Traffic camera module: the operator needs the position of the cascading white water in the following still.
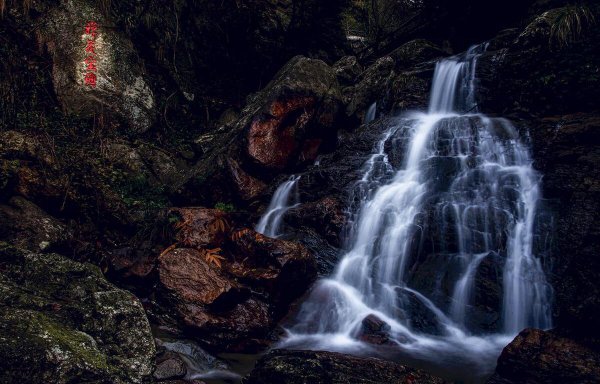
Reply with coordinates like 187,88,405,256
280,45,553,381
256,175,300,238
364,102,377,124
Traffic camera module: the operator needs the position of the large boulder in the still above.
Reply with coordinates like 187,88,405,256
0,244,155,383
0,196,70,252
183,55,343,205
244,349,446,384
153,208,317,351
243,56,343,171
488,328,600,384
42,0,155,132
158,248,248,309
344,56,395,120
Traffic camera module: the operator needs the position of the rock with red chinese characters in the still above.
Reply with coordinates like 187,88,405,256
43,1,155,133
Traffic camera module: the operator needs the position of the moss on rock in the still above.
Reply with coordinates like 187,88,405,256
0,244,155,383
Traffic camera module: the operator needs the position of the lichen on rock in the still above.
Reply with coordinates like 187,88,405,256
0,244,156,383
43,0,155,133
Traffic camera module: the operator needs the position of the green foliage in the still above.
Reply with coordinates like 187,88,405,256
528,5,597,50
214,202,235,212
549,5,596,49
117,174,167,211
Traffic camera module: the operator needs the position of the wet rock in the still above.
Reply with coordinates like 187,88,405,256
170,208,231,249
227,228,317,308
156,246,271,351
43,0,155,132
103,142,148,175
529,113,600,342
477,7,600,115
0,196,70,251
488,329,600,384
186,55,343,203
245,349,447,384
158,248,247,308
0,244,155,383
345,56,395,120
154,353,187,381
292,228,341,275
388,70,432,111
286,196,347,246
357,314,394,345
227,158,267,201
387,39,446,71
333,55,363,85
106,246,156,280
156,338,228,377
244,56,342,170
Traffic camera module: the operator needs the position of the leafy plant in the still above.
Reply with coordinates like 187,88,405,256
550,5,596,48
527,5,597,49
202,247,225,268
214,202,234,212
208,216,229,234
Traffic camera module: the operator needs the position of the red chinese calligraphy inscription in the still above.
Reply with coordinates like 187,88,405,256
83,21,98,87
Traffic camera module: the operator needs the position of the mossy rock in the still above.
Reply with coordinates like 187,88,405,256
0,244,155,383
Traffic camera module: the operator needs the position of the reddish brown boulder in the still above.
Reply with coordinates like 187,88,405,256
227,228,317,308
180,298,271,351
227,158,267,201
242,56,342,171
170,208,231,249
158,248,245,306
107,247,156,280
247,96,316,170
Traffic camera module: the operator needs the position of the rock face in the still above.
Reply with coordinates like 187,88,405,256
43,0,155,132
387,39,446,71
243,56,342,171
154,208,317,351
344,56,395,119
286,196,347,246
186,54,343,205
478,5,600,115
488,329,600,384
0,196,70,251
244,349,447,384
528,113,600,343
357,314,394,345
0,244,155,384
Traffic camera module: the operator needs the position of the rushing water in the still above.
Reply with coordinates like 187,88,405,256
256,175,301,238
279,45,553,381
365,102,378,124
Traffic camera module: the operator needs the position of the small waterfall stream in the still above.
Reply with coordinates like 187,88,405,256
364,102,377,124
279,45,553,381
256,175,301,238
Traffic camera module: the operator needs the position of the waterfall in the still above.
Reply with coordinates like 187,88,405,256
256,175,300,238
280,45,553,380
364,102,377,124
